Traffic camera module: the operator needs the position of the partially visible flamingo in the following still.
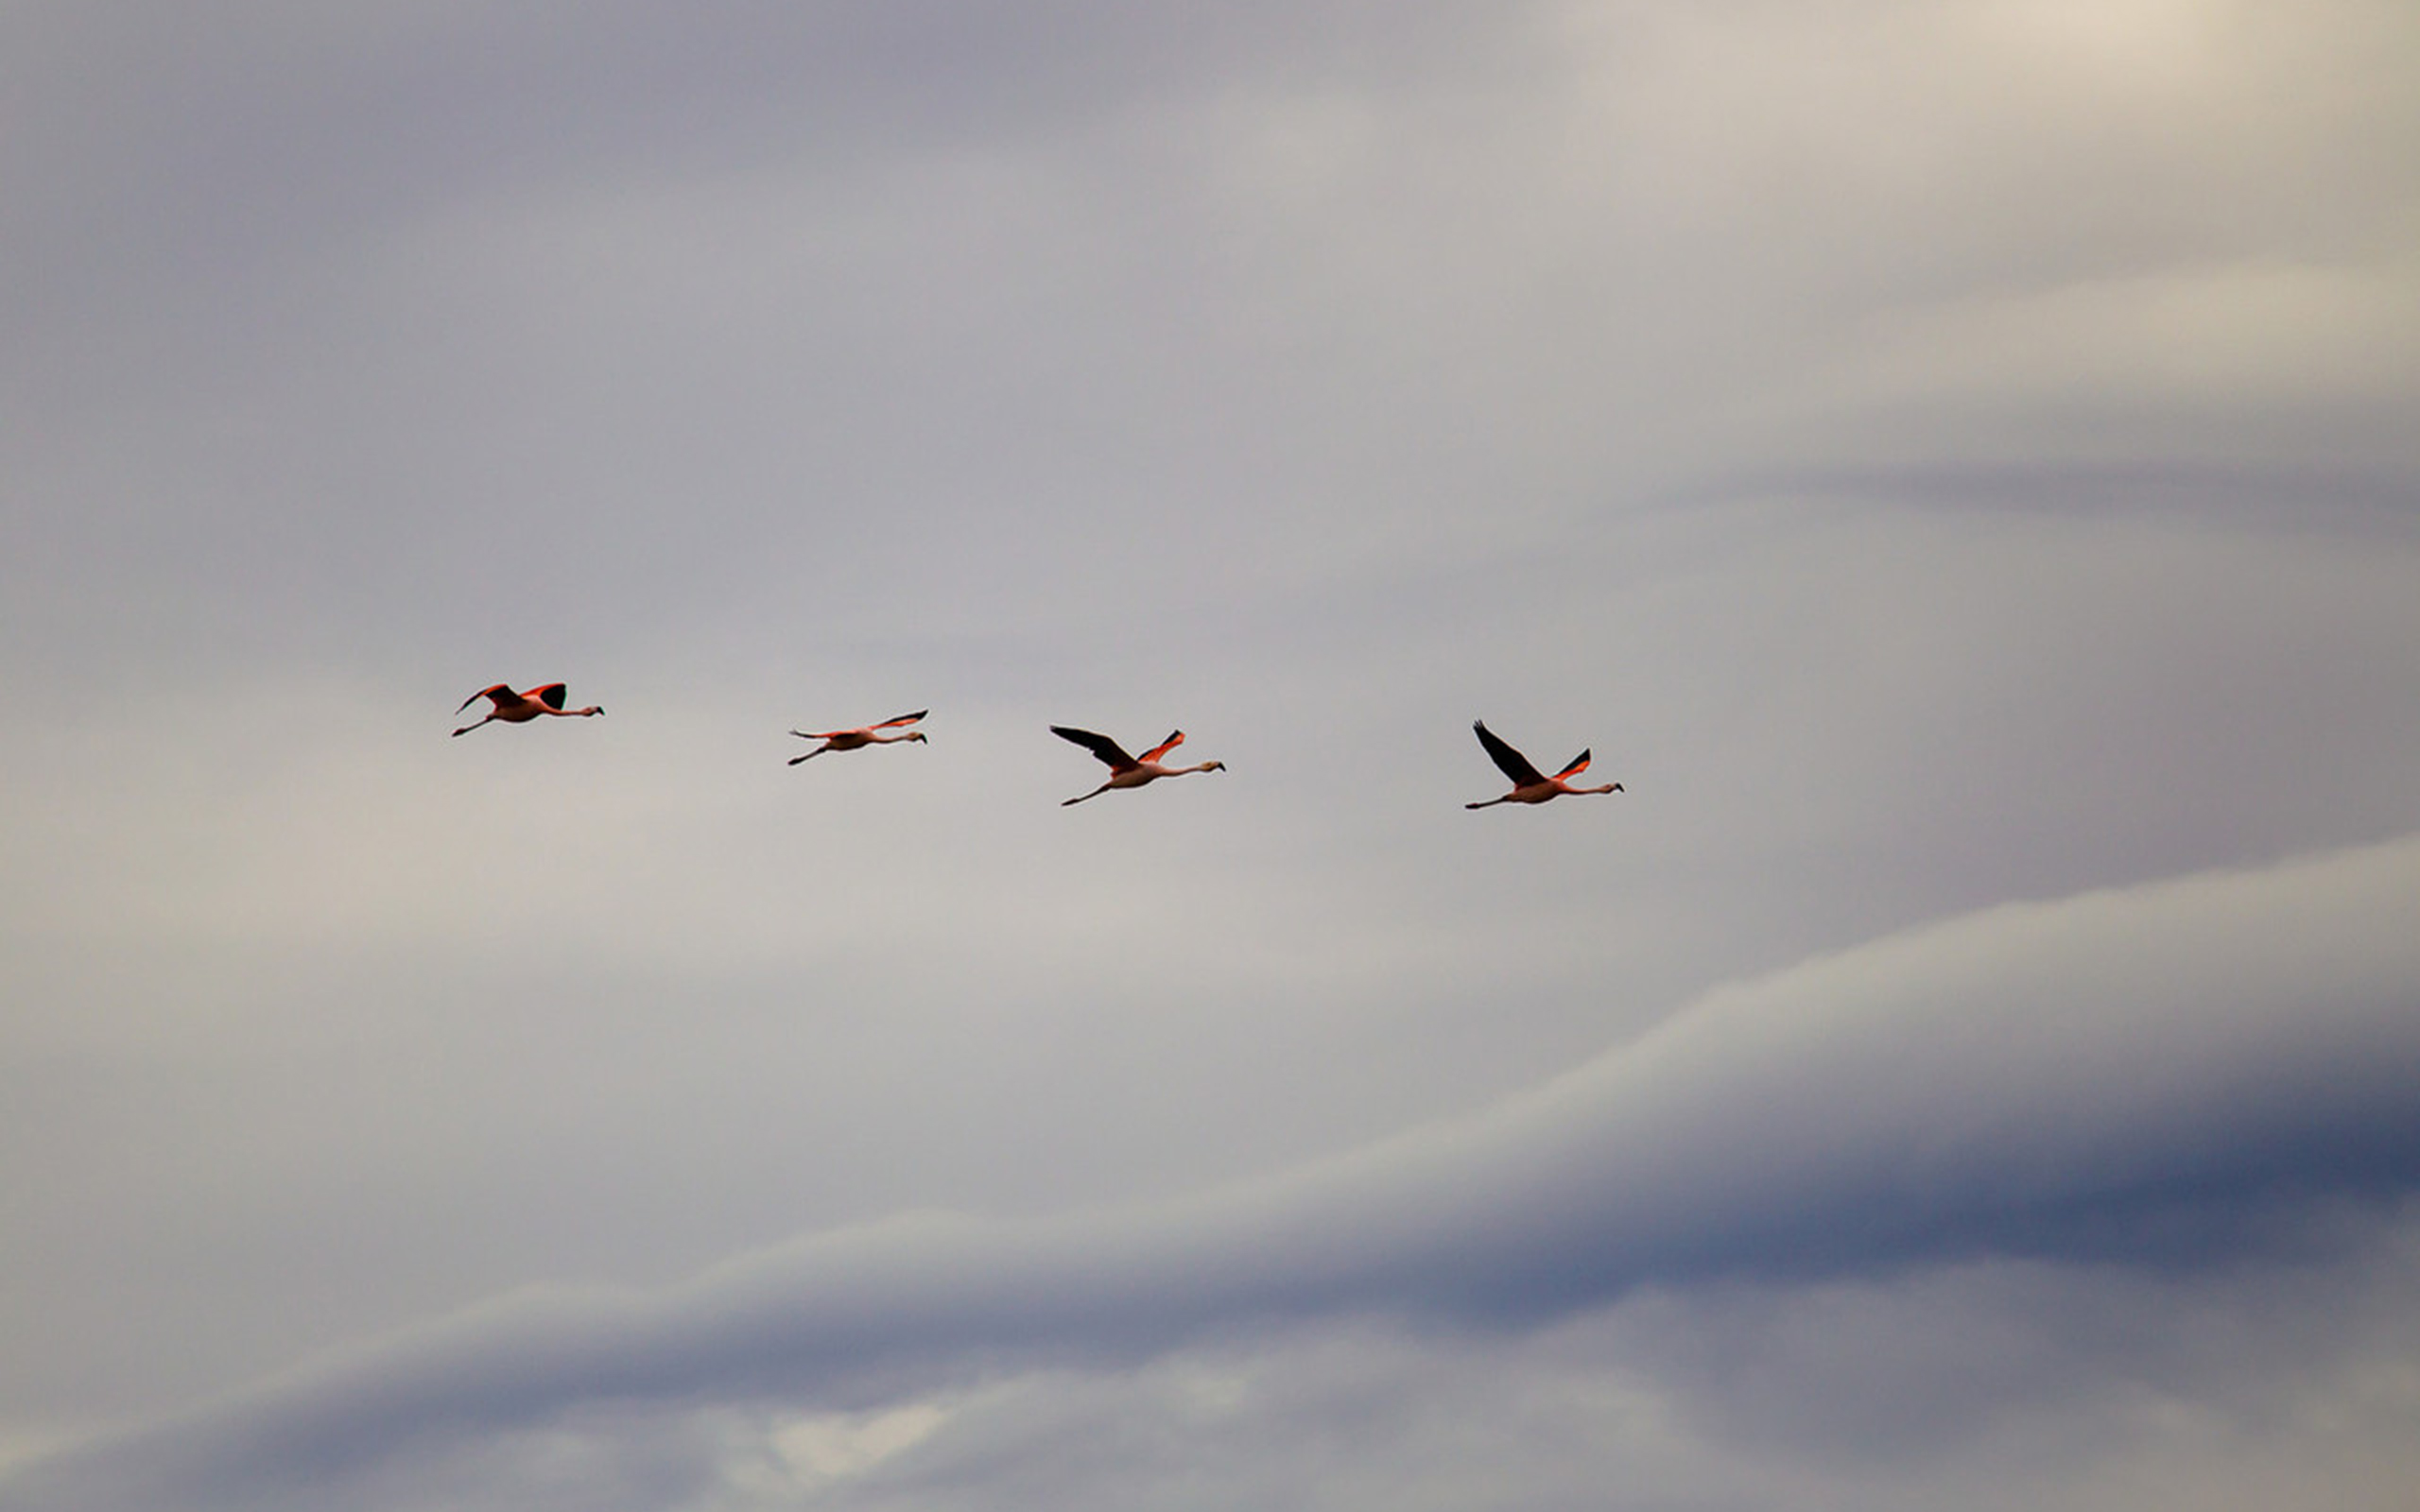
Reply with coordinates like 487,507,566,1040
788,710,929,765
1051,726,1226,805
452,683,603,737
1465,719,1622,808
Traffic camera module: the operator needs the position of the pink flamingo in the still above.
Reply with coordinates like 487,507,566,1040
452,683,603,737
1465,719,1622,808
1052,726,1225,806
788,710,929,765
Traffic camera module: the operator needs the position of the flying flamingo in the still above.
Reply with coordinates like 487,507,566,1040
1051,726,1226,805
788,710,929,765
452,683,603,737
1465,719,1622,808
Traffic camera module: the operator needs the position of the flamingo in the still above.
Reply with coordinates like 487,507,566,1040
452,683,603,737
788,710,929,765
1465,719,1622,808
1051,726,1226,805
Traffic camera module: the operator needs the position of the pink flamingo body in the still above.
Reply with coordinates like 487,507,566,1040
789,710,928,765
1052,726,1225,805
452,683,603,737
1466,719,1622,808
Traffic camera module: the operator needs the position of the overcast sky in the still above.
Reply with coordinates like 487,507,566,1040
4,3,2417,1509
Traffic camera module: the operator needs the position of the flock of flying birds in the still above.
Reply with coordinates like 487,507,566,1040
451,681,1625,810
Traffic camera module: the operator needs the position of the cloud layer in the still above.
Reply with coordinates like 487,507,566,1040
6,3,2417,1508
12,833,2416,1509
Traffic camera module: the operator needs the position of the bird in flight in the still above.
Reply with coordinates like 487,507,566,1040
1465,719,1622,808
452,683,603,737
1051,726,1226,805
788,710,930,765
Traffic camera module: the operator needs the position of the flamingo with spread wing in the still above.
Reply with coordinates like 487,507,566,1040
788,710,929,765
1465,719,1621,808
452,683,603,737
1051,726,1226,806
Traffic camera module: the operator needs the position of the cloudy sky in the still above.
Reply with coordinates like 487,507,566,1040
4,2,2417,1507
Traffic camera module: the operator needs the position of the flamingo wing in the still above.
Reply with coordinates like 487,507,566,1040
458,683,517,713
1555,748,1593,780
873,710,928,730
1137,730,1186,765
1473,720,1548,786
1052,725,1139,772
531,683,569,710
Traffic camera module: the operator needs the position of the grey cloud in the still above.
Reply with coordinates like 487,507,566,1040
81,1245,2420,1512
12,0,2411,654
9,833,2416,1508
6,4,2418,1507
797,1240,2420,1512
0,1,1501,326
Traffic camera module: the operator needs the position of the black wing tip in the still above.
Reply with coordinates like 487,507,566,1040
1471,720,1547,785
1052,725,1137,768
